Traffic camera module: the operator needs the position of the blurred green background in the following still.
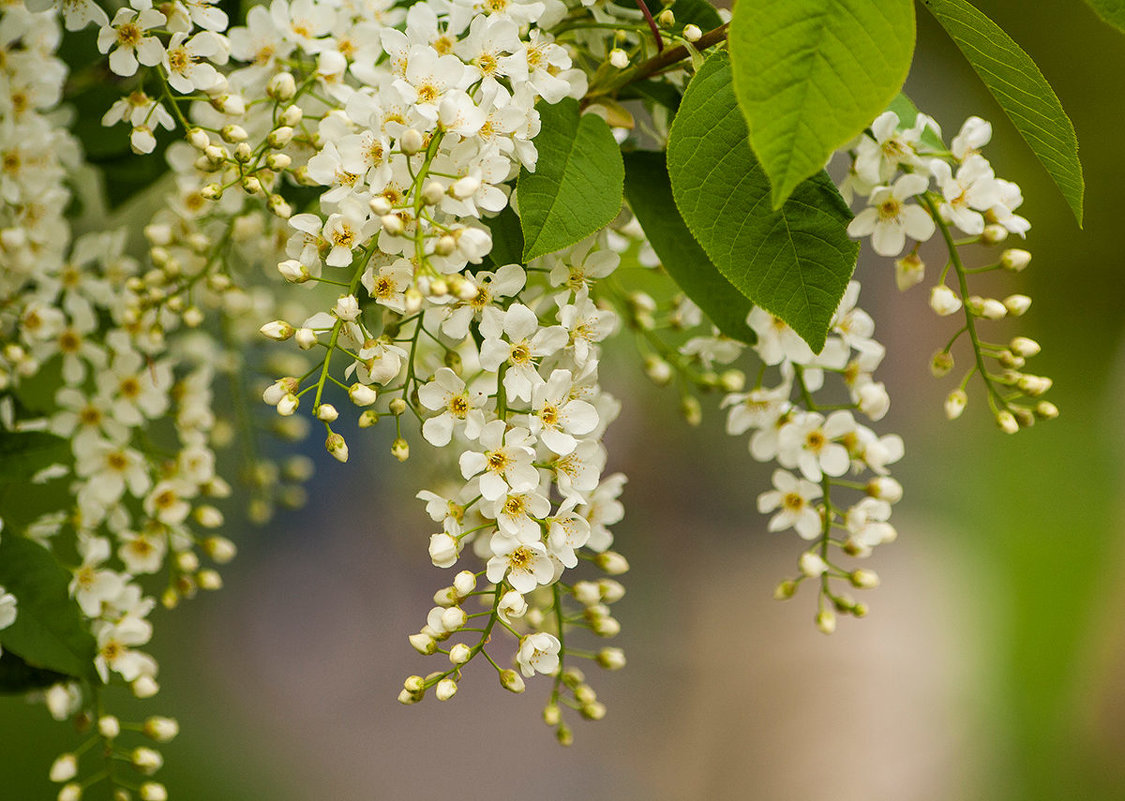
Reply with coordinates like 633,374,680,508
4,1,1125,798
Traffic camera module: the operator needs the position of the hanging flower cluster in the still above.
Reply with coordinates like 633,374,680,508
843,110,1056,430
0,0,1066,790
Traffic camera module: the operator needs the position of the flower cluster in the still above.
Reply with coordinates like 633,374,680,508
843,111,1057,430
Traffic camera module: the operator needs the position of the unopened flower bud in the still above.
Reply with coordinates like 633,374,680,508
981,223,1009,244
595,551,629,575
348,383,377,406
1001,248,1031,271
405,287,424,313
50,754,78,783
132,676,159,698
850,569,879,589
945,389,967,420
400,128,425,154
543,702,561,725
996,409,1019,434
267,152,292,171
266,126,293,149
358,409,380,427
608,48,629,69
97,715,120,739
143,717,179,743
1003,294,1032,316
221,124,248,143
421,181,445,205
203,536,236,563
929,285,962,316
434,677,458,700
435,235,456,256
1036,400,1059,419
931,350,954,377
643,354,673,386
389,398,407,415
326,432,349,462
449,643,472,664
867,476,903,503
197,568,222,590
683,23,702,41
260,320,295,341
1018,374,1052,396
451,175,480,199
290,327,315,350
657,9,675,26
798,551,828,577
381,214,404,235
276,393,299,416
453,570,476,597
58,783,82,801
816,608,837,634
315,403,338,422
596,647,626,670
280,104,303,126
139,783,167,801
267,72,297,101
500,669,525,693
241,176,263,195
200,183,223,201
187,127,210,149
131,747,163,775
409,632,437,655
278,259,310,283
369,195,393,215
680,396,702,426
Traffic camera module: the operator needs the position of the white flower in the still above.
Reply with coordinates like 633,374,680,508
418,368,487,447
757,470,823,540
497,589,527,623
486,540,553,593
847,173,935,257
776,411,855,482
428,532,460,568
929,155,1001,236
484,489,550,544
0,586,16,633
97,7,166,78
479,304,568,402
516,631,560,677
747,307,814,366
162,32,228,94
458,420,539,501
525,369,598,455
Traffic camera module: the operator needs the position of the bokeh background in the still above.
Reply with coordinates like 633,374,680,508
4,1,1125,798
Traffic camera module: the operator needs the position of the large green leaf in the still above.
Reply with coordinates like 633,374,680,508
729,0,915,209
0,431,70,483
623,151,755,345
517,98,624,261
921,0,1084,226
0,535,97,681
1083,0,1125,33
666,52,858,354
482,206,524,268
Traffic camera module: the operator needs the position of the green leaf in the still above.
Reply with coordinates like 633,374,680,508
666,52,858,353
1083,0,1125,33
921,0,1084,226
482,206,525,268
517,98,624,261
623,151,755,345
0,649,70,694
729,0,915,208
0,431,70,483
0,535,97,681
668,0,723,30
